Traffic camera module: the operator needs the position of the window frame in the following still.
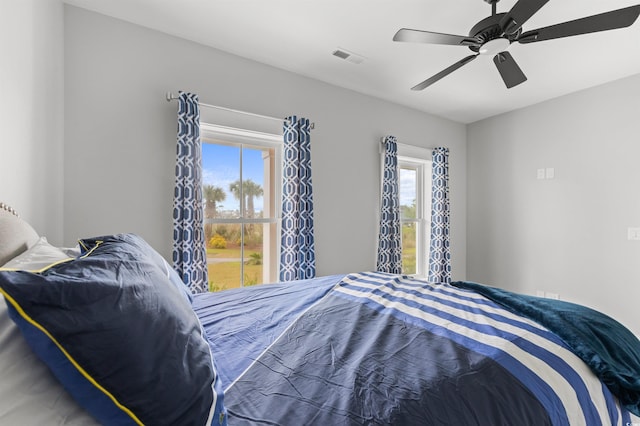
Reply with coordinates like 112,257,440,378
200,123,283,287
397,154,432,278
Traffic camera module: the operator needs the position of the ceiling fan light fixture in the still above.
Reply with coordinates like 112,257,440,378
479,38,510,55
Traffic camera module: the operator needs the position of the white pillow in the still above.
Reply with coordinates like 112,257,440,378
0,295,98,424
1,237,71,271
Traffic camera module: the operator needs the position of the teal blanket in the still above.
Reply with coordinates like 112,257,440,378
451,281,640,416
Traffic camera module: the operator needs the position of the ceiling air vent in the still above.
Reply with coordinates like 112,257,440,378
332,48,365,64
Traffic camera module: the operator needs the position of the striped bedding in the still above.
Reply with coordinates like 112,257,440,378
194,272,640,425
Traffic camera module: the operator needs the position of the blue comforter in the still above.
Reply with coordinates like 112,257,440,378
193,272,640,425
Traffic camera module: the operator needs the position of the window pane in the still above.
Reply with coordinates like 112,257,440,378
398,156,433,277
241,146,266,219
202,143,241,219
207,223,242,291
243,223,263,287
402,222,417,275
400,168,417,220
202,139,280,291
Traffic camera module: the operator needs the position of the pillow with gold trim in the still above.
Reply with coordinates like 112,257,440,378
0,233,226,426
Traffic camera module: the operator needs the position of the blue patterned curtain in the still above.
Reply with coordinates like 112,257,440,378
428,147,451,283
280,116,315,281
376,136,402,274
172,92,208,293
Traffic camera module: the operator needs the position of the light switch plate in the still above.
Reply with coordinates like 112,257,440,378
628,228,640,240
545,168,555,179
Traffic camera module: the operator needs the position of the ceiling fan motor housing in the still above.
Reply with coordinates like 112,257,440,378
468,13,520,53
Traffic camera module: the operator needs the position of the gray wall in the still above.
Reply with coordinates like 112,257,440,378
467,73,640,336
63,6,467,279
0,0,64,243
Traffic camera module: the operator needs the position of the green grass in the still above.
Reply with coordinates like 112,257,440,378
401,223,417,274
402,247,417,275
207,247,263,291
208,262,262,291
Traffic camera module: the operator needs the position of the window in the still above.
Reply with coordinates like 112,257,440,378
201,124,282,291
398,156,432,277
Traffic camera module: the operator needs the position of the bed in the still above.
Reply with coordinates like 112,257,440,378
1,203,639,425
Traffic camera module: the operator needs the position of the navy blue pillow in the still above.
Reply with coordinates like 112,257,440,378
78,233,193,303
0,234,226,425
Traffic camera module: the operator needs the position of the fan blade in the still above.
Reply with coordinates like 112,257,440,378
411,55,478,91
394,28,481,47
518,5,640,44
500,0,550,35
493,51,527,89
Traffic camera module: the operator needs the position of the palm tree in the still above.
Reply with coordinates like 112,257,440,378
203,185,226,218
229,180,264,242
203,185,226,246
229,179,263,218
244,180,264,218
229,180,245,216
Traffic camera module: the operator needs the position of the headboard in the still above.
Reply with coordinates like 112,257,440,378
0,202,39,266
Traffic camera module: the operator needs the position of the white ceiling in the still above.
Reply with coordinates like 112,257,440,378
63,0,640,123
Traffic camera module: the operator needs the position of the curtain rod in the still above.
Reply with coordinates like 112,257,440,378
166,92,314,129
380,138,437,151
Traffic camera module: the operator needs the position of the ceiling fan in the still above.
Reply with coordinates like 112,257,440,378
393,0,640,90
